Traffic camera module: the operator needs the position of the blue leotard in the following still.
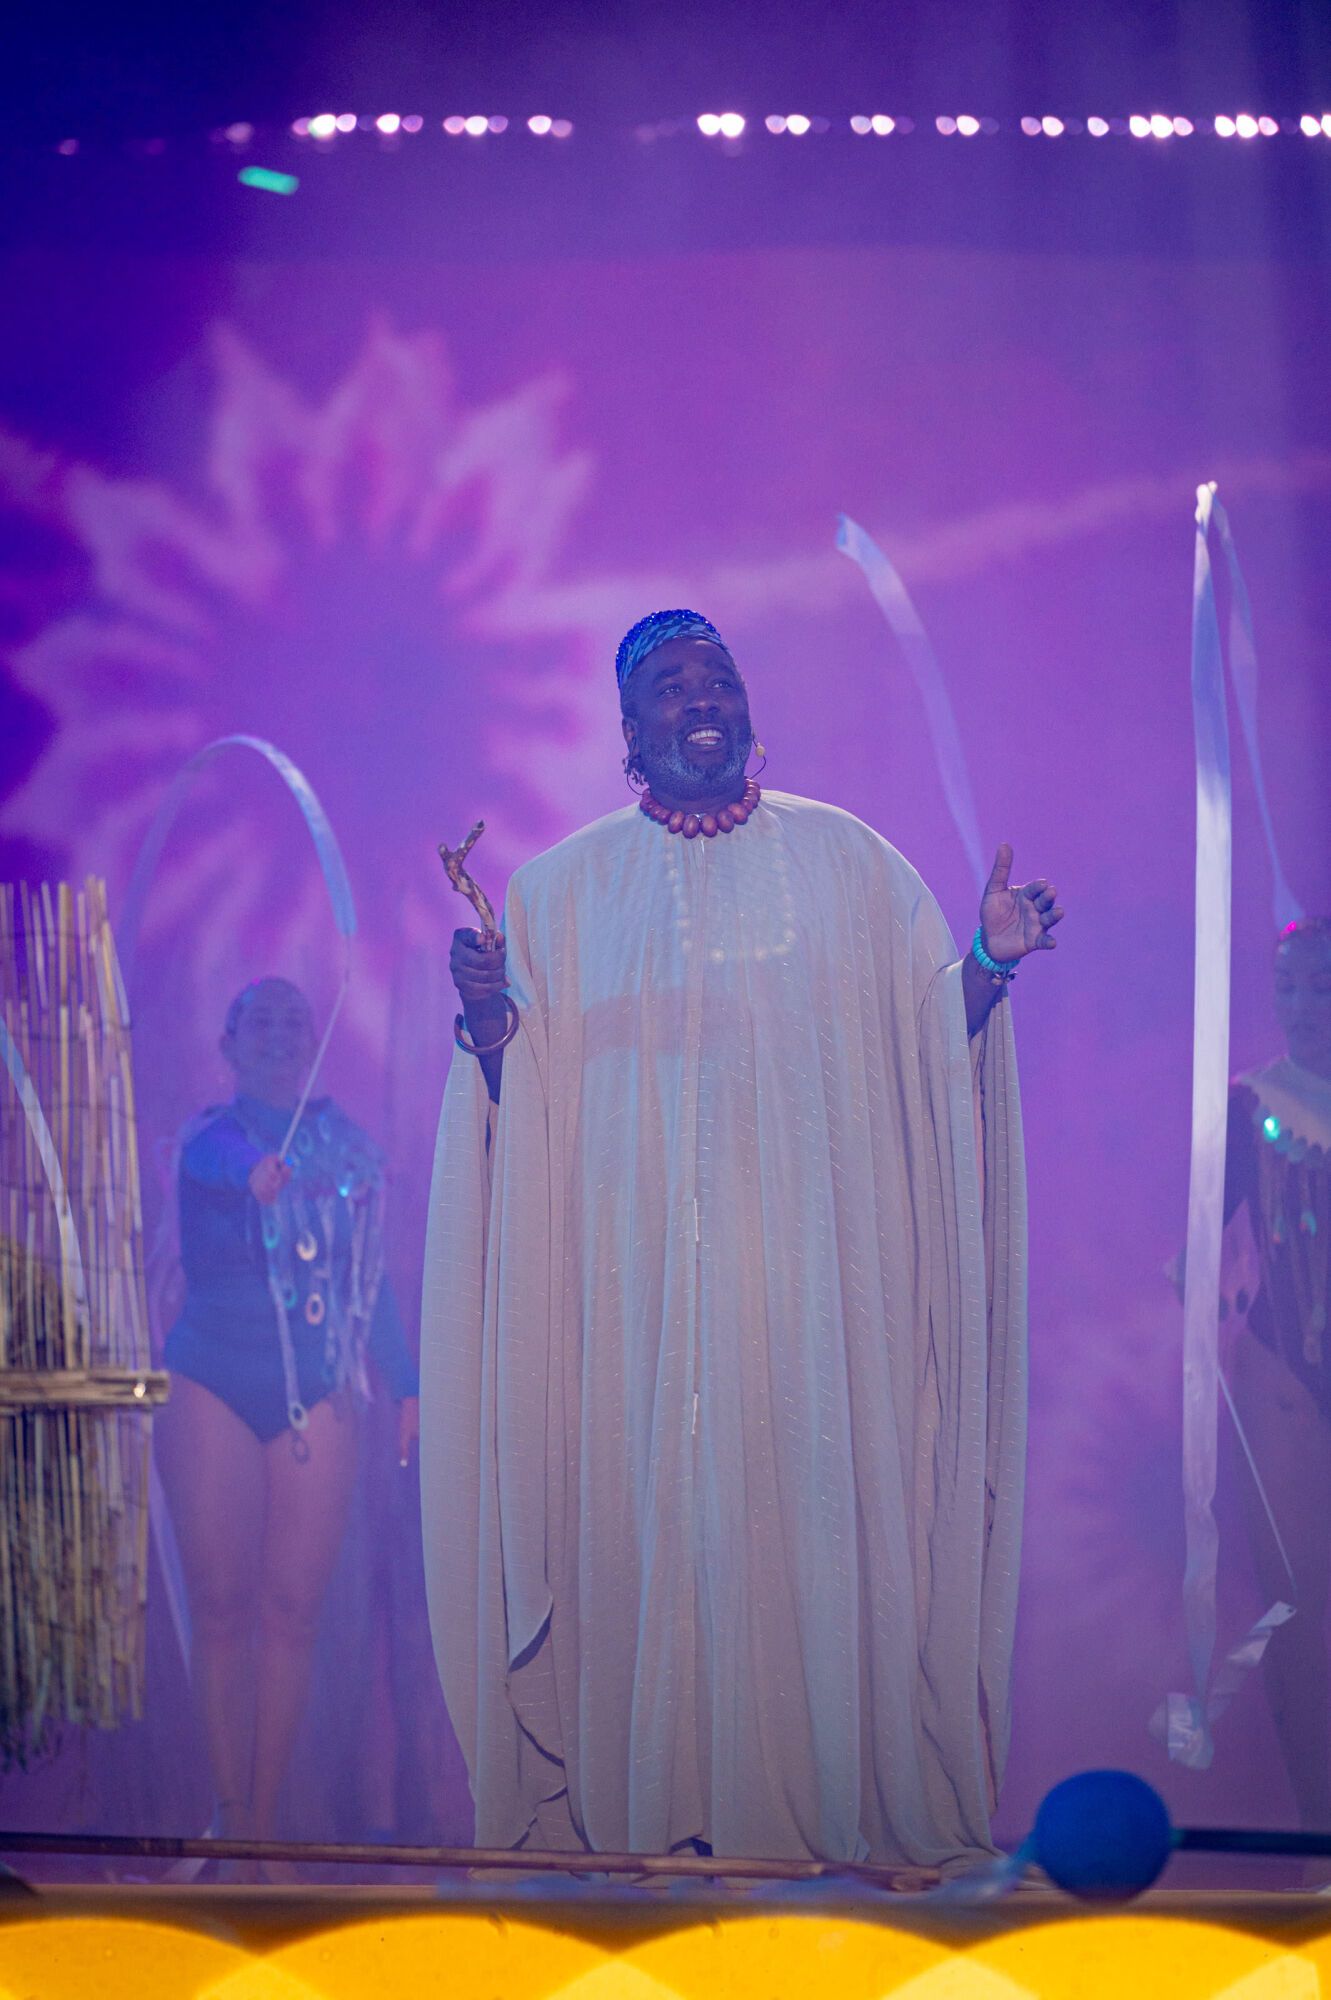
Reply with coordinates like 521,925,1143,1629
163,1094,417,1444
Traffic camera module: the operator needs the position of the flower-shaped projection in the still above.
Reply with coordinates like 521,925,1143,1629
0,321,625,1194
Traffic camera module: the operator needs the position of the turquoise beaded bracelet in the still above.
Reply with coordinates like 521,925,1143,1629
972,927,1019,982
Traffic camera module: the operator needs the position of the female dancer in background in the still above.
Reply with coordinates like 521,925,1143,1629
156,977,418,1870
1226,919,1331,1829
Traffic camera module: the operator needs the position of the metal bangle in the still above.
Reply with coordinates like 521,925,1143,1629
454,995,520,1056
972,926,1019,982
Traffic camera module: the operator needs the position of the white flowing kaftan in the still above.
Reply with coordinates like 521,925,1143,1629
420,791,1026,1866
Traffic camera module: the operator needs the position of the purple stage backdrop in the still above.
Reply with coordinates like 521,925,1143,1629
2,233,1330,1848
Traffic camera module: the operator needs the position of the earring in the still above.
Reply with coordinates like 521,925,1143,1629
747,735,767,777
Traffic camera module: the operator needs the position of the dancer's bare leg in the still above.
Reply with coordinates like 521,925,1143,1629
156,1374,264,1839
1232,1332,1331,1830
250,1391,360,1853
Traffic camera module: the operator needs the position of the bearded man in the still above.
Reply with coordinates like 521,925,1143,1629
421,609,1062,1868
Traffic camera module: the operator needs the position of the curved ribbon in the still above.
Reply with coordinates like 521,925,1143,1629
117,734,358,1682
118,734,356,987
836,514,988,897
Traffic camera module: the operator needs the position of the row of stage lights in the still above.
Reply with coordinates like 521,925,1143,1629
706,111,1331,138
48,109,1331,162
282,108,1331,143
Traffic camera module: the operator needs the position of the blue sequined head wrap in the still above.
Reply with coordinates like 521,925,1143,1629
615,609,729,692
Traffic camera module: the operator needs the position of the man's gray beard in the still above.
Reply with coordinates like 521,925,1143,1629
645,730,751,801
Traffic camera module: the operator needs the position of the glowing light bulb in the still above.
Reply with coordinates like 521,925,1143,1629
850,115,871,134
935,115,957,135
291,117,311,137
527,115,552,135
335,112,357,133
956,114,980,136
1173,115,1194,135
718,111,746,137
1087,116,1109,136
1264,1115,1281,1141
310,113,337,138
225,121,254,145
1020,116,1041,135
1258,115,1278,135
376,113,401,135
1301,113,1321,135
1150,113,1172,138
697,113,721,135
1042,115,1064,136
785,113,809,135
444,115,466,134
551,118,573,137
767,115,787,133
1214,114,1236,136
1323,113,1331,135
403,114,423,133
1129,114,1150,137
465,114,489,136
1235,113,1258,137
870,114,894,135
489,115,509,132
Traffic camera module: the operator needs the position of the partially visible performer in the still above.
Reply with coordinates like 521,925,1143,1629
1225,919,1331,1829
422,610,1063,1869
157,977,419,1868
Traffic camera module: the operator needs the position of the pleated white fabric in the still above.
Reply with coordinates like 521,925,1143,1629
420,792,1027,1866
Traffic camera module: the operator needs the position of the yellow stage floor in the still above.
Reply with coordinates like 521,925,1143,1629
6,1880,1331,1997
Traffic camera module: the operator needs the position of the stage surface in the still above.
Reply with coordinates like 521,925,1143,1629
6,1880,1331,1997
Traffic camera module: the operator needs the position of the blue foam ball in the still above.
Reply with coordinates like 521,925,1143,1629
1032,1770,1174,1903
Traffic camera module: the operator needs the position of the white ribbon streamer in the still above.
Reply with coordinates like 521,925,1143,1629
836,514,988,897
1166,485,1304,1766
1206,495,1303,932
1173,482,1233,1768
1153,1601,1296,1769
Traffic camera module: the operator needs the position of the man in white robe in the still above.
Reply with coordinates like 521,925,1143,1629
421,609,1062,1868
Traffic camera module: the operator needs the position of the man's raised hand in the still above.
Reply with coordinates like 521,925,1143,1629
979,843,1065,964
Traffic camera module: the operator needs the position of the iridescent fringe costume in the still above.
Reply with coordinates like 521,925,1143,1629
1227,1058,1331,1419
164,1094,417,1447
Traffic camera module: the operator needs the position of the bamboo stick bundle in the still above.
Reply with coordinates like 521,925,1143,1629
1,878,167,1768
